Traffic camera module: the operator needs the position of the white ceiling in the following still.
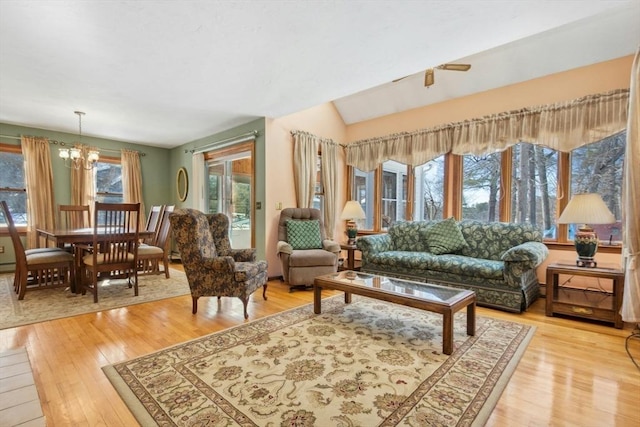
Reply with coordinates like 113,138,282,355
0,1,638,149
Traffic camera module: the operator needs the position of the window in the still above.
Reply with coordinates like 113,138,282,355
0,144,27,227
347,131,626,245
95,159,123,203
381,160,407,229
510,143,558,237
462,152,502,221
413,155,445,221
569,132,624,243
352,168,375,230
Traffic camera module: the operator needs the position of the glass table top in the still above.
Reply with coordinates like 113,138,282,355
322,270,471,303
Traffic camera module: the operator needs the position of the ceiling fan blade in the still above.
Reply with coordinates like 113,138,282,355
437,63,471,72
424,69,434,87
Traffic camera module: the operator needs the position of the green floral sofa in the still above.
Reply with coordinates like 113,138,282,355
356,218,549,312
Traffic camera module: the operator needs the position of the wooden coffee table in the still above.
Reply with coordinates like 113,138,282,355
314,271,476,355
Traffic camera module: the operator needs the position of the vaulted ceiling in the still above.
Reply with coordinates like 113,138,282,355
0,1,638,149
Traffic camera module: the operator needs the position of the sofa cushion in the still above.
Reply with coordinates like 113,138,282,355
388,221,430,252
289,249,336,267
459,220,543,260
286,220,322,250
423,217,468,254
426,254,504,280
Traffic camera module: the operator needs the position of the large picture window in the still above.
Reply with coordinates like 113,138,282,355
413,155,445,221
95,160,123,203
347,131,625,246
510,143,558,237
462,152,501,222
353,168,375,230
569,132,624,243
0,145,27,227
381,160,407,229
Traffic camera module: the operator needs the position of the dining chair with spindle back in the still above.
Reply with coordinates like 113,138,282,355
1,201,75,300
79,202,141,303
138,205,175,278
58,204,91,229
143,205,165,245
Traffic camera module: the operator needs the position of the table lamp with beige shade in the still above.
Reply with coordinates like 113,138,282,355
557,193,616,268
340,201,366,245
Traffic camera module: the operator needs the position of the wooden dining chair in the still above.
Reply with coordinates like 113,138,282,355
138,205,174,278
1,201,75,300
57,204,91,251
79,202,141,303
58,204,91,229
143,205,165,244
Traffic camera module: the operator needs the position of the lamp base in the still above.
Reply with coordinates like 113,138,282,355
576,259,597,268
574,225,599,268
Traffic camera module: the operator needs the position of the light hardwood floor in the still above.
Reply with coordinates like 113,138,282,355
1,266,639,426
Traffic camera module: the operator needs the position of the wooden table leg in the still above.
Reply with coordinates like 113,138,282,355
613,276,623,329
313,285,322,314
443,310,453,355
344,292,352,304
467,301,476,336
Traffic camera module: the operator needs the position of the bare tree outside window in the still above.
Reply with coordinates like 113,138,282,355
570,132,625,243
510,143,558,237
462,153,502,221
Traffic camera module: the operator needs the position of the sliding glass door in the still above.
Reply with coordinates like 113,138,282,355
205,143,254,248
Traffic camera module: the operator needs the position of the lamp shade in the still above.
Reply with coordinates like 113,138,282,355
557,193,615,225
340,201,366,220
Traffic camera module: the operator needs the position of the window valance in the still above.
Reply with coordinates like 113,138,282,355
346,89,629,171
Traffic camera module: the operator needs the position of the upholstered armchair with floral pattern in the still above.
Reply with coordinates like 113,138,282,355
169,209,268,319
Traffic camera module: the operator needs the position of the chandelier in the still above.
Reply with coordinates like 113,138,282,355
59,111,99,170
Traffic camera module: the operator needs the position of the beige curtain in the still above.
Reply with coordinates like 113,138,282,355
292,131,342,237
346,89,630,168
320,141,338,239
70,144,96,225
121,149,146,226
192,153,206,211
292,131,319,208
621,47,640,323
21,136,56,248
346,125,451,172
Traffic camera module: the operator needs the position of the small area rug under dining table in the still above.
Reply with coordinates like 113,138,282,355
103,294,534,426
0,269,191,329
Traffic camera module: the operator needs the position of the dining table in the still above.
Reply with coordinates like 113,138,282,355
36,227,155,293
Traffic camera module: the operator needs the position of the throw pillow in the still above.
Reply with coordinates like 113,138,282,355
286,220,323,250
424,217,468,255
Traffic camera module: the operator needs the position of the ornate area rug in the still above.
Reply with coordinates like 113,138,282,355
0,270,190,330
103,295,535,426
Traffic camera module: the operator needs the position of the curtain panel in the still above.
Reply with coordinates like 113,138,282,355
292,130,340,237
121,149,146,226
346,89,630,169
292,131,319,209
621,47,640,323
191,153,206,211
71,144,96,224
21,136,56,248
